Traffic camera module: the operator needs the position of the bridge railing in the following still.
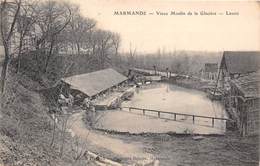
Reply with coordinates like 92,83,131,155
119,106,232,127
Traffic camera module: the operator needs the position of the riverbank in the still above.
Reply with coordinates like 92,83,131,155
82,110,259,166
109,130,259,166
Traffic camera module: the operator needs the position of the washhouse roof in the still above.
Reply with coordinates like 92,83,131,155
62,68,127,97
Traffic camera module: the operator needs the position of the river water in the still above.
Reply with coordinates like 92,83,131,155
96,83,228,134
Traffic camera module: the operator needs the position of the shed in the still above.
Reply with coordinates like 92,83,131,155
62,68,128,97
203,63,218,80
205,63,218,73
217,51,260,135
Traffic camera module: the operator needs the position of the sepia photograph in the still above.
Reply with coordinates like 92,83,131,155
0,0,259,165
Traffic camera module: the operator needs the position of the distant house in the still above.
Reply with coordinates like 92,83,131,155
201,63,218,80
61,68,128,98
230,72,260,136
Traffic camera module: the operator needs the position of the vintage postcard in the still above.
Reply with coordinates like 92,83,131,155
0,0,259,165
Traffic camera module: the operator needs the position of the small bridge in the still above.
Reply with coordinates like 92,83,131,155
130,68,177,78
120,106,232,127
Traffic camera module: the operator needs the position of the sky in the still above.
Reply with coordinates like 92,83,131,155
62,0,260,53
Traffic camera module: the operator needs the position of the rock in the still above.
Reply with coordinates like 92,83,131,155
192,136,205,140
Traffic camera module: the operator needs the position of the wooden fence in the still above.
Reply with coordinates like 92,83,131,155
120,106,232,127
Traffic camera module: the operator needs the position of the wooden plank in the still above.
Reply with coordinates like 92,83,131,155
87,151,122,166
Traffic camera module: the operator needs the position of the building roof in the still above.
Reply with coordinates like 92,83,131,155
205,63,218,73
62,68,127,97
231,71,260,98
220,51,260,75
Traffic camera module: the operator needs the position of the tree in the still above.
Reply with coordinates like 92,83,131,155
90,29,114,68
16,0,39,73
111,32,121,65
33,0,72,73
111,32,121,57
65,12,96,55
0,0,21,93
128,42,137,67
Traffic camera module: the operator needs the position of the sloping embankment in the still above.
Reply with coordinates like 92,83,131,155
0,70,93,165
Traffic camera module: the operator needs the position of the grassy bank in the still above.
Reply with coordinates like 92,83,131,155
0,69,94,165
84,109,259,166
105,130,259,166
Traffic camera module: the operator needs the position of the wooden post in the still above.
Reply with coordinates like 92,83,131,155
129,107,131,112
143,109,145,115
212,118,214,127
158,112,160,118
192,115,195,124
174,113,176,121
213,67,221,95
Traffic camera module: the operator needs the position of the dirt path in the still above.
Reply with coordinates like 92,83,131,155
69,112,154,163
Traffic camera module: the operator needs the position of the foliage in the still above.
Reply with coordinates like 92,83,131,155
0,0,122,93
